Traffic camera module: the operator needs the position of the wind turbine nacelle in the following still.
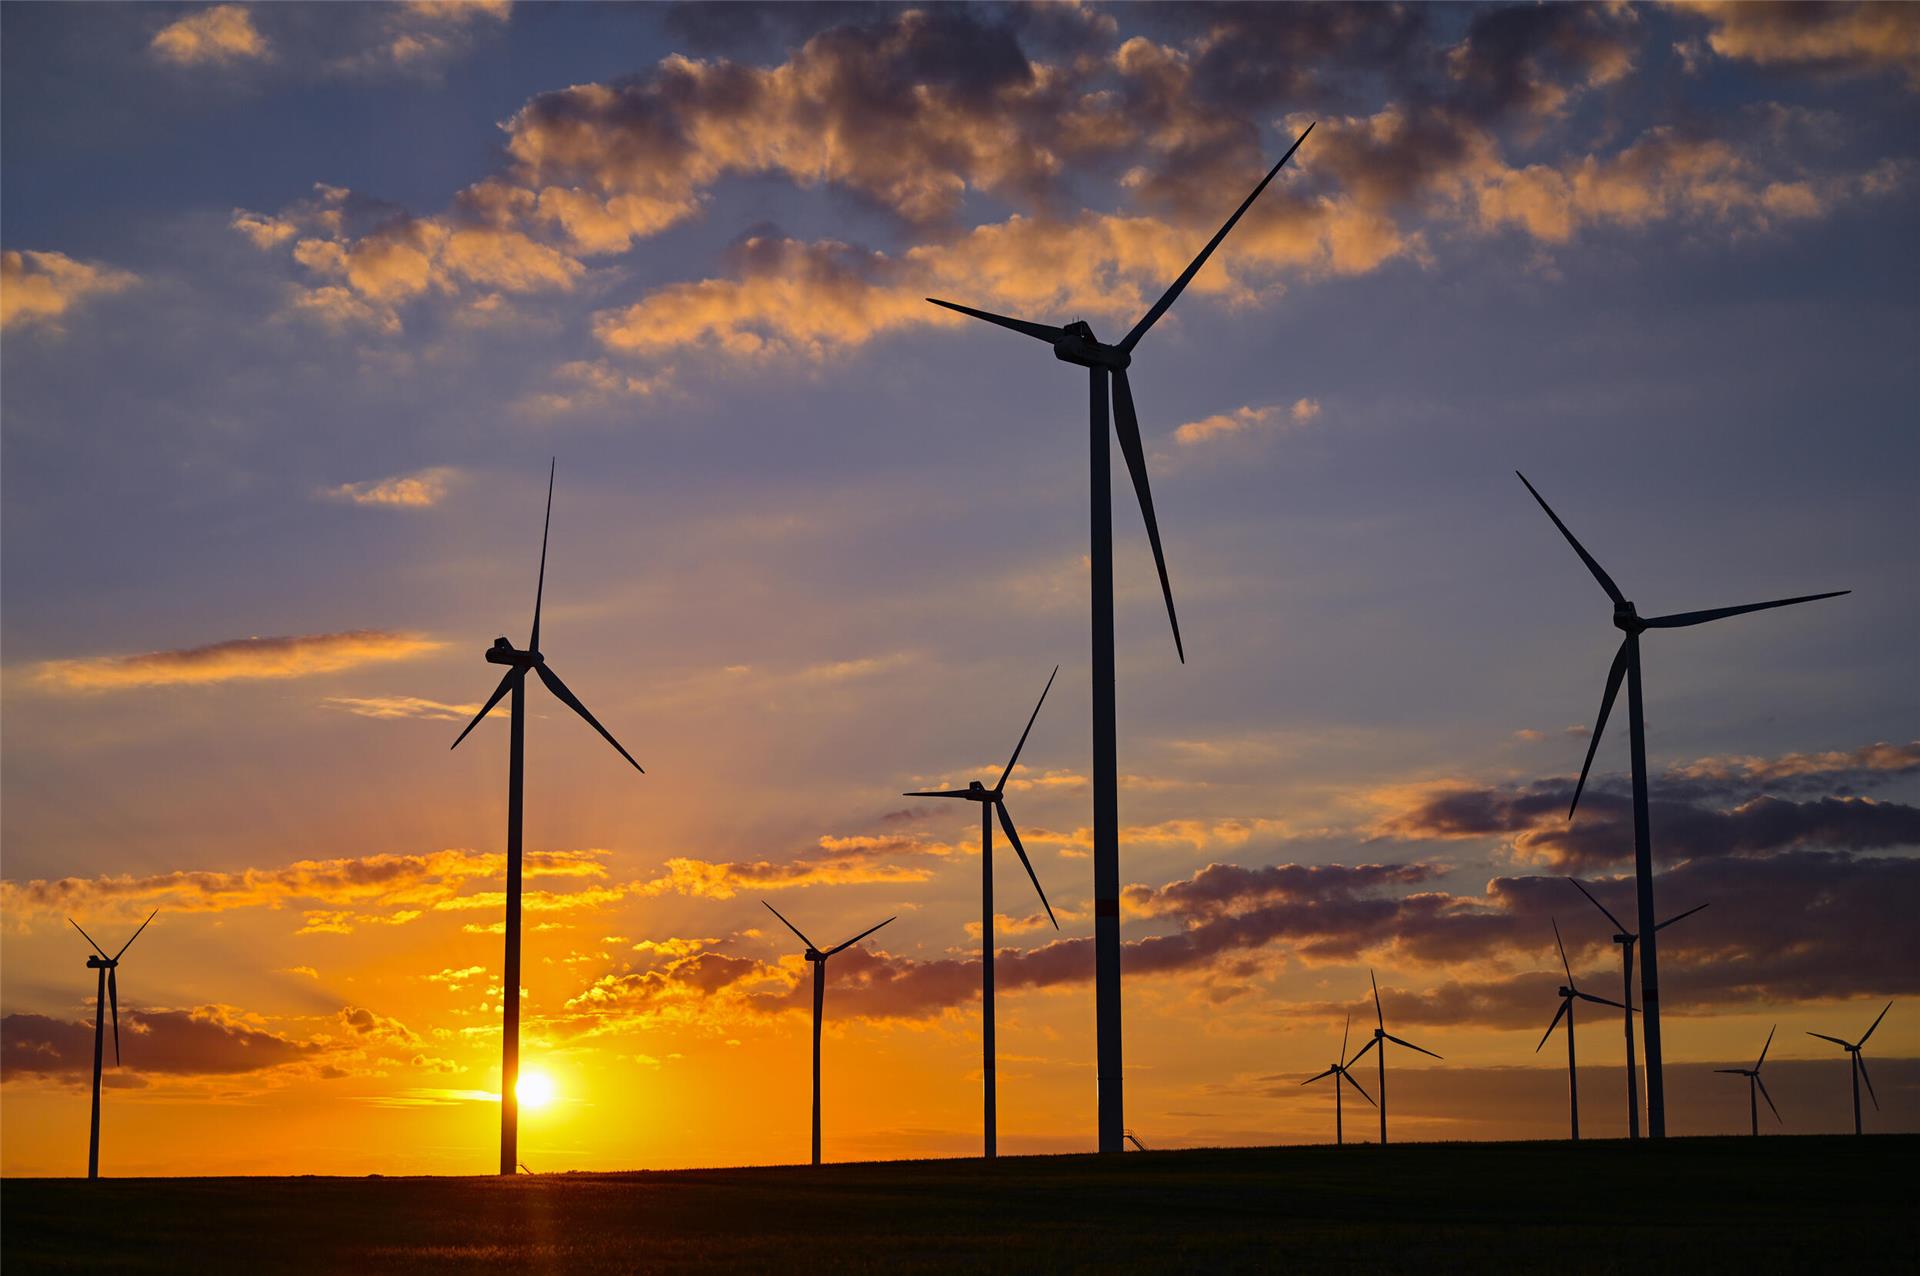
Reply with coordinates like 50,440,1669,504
804,949,825,963
1612,603,1644,633
86,956,113,970
1053,330,1130,371
485,640,542,668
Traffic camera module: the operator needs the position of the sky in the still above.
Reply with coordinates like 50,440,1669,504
3,1,1917,1177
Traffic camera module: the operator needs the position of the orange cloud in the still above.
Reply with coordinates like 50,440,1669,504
1,249,138,331
1672,1,1920,88
1173,399,1321,447
322,466,457,508
1,847,609,927
31,630,443,692
149,5,270,67
636,834,961,900
322,695,481,722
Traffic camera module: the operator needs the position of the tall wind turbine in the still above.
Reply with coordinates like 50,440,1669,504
1517,471,1847,1138
1808,1003,1892,1135
928,123,1315,1154
1568,877,1707,1139
1344,972,1440,1145
1301,1013,1374,1146
904,666,1061,1159
1716,1026,1781,1137
68,911,156,1179
763,903,896,1166
450,461,643,1176
1536,920,1630,1141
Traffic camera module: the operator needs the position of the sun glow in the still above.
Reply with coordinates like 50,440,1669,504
515,1070,556,1110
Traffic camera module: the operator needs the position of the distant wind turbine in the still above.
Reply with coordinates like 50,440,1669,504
1344,972,1441,1145
1568,877,1707,1139
1518,471,1847,1138
1808,1003,1892,1135
763,903,896,1166
905,665,1061,1159
928,123,1315,1154
1716,1026,1781,1137
1301,1012,1375,1146
68,911,156,1179
1536,919,1631,1141
449,460,644,1176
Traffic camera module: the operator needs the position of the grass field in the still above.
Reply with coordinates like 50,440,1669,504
5,1135,1913,1273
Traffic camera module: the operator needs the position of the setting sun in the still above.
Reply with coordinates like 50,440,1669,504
515,1070,556,1111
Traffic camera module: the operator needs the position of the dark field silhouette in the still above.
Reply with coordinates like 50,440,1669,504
8,1136,1913,1273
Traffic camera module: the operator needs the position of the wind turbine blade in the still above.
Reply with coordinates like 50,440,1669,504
1805,1031,1851,1048
1515,472,1626,605
1341,1011,1351,1061
903,789,974,799
1756,1024,1776,1071
1569,638,1629,820
996,801,1058,929
1537,1000,1571,1052
1345,1036,1378,1067
1385,1033,1442,1060
1755,1074,1781,1122
108,968,121,1066
826,915,896,957
996,666,1060,791
1654,901,1709,932
1370,970,1384,1030
1712,1069,1745,1075
1553,918,1574,984
535,664,643,773
1117,123,1314,355
1301,1068,1336,1085
1856,1054,1879,1109
761,901,817,952
1642,591,1849,629
450,670,518,751
113,909,159,961
68,919,109,959
1111,369,1183,663
925,298,1065,345
1857,1001,1892,1047
1568,877,1628,935
1576,991,1631,1011
529,458,555,652
1340,1069,1376,1107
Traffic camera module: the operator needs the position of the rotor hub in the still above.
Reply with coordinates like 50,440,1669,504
1611,603,1644,634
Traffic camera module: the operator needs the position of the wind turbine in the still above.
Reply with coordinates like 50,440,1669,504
928,123,1314,1154
904,666,1061,1159
68,911,156,1179
450,460,643,1176
1517,471,1848,1138
1301,1012,1375,1146
1344,972,1440,1145
1808,1003,1892,1135
762,902,896,1166
1716,1026,1781,1137
1568,877,1707,1139
1536,919,1631,1141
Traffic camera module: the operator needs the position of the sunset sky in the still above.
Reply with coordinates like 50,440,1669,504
3,1,1917,1177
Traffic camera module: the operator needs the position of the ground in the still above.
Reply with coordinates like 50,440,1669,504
5,1136,1913,1272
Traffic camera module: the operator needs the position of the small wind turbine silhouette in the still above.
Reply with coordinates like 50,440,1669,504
1301,1013,1375,1146
1567,878,1706,1139
1344,972,1440,1145
1536,919,1631,1141
1517,471,1847,1138
1808,1003,1892,1135
762,902,896,1166
905,665,1060,1159
449,460,643,1176
928,124,1314,1153
68,911,156,1179
1716,1026,1781,1137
